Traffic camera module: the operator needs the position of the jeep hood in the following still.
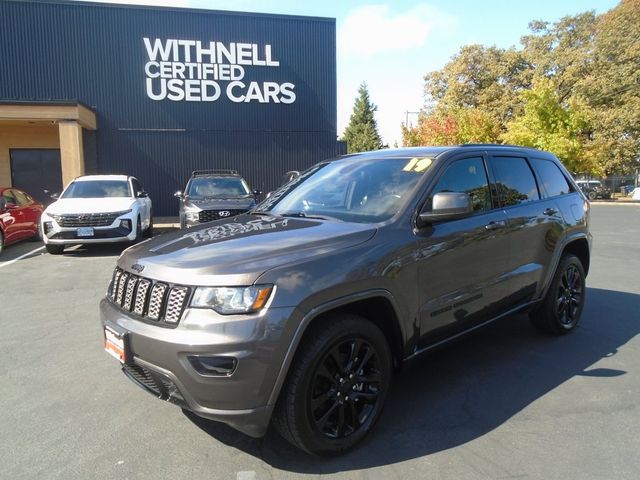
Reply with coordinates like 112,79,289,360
118,214,377,285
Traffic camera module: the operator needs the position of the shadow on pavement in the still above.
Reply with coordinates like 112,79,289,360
183,287,640,473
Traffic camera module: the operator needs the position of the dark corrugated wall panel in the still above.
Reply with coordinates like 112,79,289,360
99,130,339,215
0,0,338,215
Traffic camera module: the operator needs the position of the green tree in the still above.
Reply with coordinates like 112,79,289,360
424,45,531,127
581,0,640,174
502,79,594,173
408,1,640,175
342,83,384,153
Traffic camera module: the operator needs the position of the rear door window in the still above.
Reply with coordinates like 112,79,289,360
531,158,572,198
489,156,540,207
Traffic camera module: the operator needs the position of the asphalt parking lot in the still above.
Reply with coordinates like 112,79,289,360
1,203,639,480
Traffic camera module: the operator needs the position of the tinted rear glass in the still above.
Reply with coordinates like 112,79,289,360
490,157,540,207
532,158,572,197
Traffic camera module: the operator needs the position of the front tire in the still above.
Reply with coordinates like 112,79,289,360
45,243,64,255
530,254,586,335
133,217,143,243
273,313,392,455
144,214,154,238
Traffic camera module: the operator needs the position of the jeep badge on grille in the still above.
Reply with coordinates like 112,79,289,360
131,263,145,273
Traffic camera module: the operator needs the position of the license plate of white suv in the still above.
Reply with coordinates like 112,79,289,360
77,227,94,237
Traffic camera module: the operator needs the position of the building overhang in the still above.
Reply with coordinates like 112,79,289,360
0,101,96,130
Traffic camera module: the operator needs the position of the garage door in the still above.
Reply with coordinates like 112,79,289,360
10,149,63,203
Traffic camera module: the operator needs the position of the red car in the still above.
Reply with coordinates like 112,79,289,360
0,187,44,254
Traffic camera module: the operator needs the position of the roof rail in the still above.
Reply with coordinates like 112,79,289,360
459,143,521,148
192,169,239,177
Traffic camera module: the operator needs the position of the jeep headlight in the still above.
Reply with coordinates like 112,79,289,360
191,285,274,314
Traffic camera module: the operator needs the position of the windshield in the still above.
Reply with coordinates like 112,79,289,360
187,177,251,198
255,156,433,223
62,180,131,198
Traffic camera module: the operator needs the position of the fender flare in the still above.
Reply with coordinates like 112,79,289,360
266,288,404,406
538,231,591,302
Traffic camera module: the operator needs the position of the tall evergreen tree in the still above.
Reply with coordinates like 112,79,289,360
342,83,384,153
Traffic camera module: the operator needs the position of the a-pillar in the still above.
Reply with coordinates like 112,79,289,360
58,120,85,186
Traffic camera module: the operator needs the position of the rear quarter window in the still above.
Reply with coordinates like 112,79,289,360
531,158,573,197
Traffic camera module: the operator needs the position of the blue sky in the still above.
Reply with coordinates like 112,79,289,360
79,0,619,145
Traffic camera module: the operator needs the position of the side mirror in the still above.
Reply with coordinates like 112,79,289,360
5,202,18,210
174,190,183,199
50,192,59,200
418,192,473,226
253,190,262,196
137,191,149,198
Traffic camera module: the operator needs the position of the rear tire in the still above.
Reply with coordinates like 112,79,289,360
45,243,64,255
0,231,4,255
530,254,586,335
273,313,392,455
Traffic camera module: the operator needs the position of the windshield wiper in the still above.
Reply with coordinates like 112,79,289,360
279,211,341,221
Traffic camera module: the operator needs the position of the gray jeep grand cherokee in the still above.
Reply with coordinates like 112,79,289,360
101,145,591,455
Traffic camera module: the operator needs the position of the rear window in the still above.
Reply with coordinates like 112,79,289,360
532,158,572,197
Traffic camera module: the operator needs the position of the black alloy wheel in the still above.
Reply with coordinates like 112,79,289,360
273,314,392,455
556,263,583,326
309,337,382,439
530,254,586,334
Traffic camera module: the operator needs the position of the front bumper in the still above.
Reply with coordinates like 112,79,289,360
100,298,300,437
42,213,137,244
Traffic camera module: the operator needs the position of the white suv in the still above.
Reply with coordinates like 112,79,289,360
41,175,153,254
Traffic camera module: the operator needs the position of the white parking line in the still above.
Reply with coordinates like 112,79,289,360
0,246,45,269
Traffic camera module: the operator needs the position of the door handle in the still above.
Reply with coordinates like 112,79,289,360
543,208,558,216
485,220,506,230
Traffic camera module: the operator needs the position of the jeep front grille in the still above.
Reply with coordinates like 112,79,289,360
108,267,190,325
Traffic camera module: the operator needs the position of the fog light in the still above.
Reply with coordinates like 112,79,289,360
188,355,237,376
44,222,53,234
120,219,131,230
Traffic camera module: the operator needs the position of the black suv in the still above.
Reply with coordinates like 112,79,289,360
576,180,612,200
175,170,260,228
102,145,591,455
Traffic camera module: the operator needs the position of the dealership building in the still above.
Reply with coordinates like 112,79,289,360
0,0,341,215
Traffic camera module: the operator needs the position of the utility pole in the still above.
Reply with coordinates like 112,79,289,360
405,111,420,127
